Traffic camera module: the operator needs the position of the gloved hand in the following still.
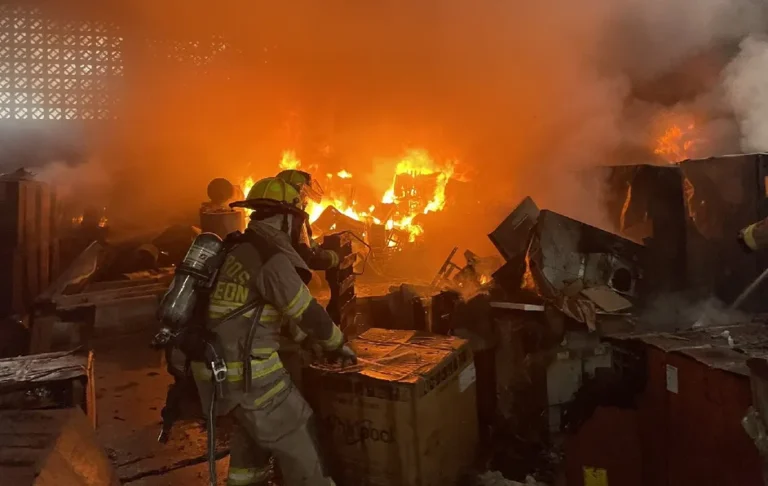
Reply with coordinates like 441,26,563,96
325,343,358,367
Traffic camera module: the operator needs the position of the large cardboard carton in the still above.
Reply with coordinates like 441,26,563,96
307,328,479,486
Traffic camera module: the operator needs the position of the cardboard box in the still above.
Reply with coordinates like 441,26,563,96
307,328,479,486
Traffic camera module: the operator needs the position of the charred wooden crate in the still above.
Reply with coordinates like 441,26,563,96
306,329,479,486
0,350,96,428
324,232,357,333
0,175,58,317
606,323,767,486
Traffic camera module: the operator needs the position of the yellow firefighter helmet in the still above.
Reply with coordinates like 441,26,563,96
230,177,305,214
276,169,323,206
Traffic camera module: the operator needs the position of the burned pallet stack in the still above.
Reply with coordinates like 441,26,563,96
323,232,357,333
0,170,58,319
31,242,172,353
0,350,96,427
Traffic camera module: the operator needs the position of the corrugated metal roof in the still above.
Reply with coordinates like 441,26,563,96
605,320,768,376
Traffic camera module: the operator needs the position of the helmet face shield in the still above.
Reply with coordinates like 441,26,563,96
301,178,324,204
277,169,324,205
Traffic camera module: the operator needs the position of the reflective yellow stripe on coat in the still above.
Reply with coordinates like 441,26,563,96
283,285,312,319
208,303,282,322
191,352,283,382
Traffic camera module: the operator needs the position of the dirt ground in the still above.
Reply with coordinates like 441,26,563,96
93,329,234,485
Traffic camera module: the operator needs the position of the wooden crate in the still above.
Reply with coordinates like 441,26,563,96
0,178,56,317
0,350,96,428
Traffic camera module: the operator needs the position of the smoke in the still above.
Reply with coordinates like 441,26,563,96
35,158,111,201
725,35,768,152
16,0,768,262
639,293,749,332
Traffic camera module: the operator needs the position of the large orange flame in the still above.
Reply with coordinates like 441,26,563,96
653,113,700,164
240,148,457,243
279,150,301,170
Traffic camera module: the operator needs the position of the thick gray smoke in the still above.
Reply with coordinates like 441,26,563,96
725,34,768,152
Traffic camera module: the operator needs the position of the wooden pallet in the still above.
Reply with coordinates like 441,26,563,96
0,176,58,318
0,350,96,428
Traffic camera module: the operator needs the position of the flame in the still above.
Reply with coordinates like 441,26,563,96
653,113,701,164
242,176,255,197
379,149,456,241
522,252,536,290
279,150,301,170
241,148,458,244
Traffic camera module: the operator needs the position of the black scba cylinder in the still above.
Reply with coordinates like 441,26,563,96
156,233,223,328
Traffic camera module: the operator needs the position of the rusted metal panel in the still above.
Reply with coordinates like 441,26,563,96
665,351,714,485
665,352,762,486
637,345,668,486
564,407,643,486
714,367,763,486
618,333,765,486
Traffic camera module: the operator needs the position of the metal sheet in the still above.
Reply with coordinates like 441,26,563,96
564,407,643,486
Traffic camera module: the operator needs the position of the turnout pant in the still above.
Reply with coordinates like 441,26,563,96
227,384,333,486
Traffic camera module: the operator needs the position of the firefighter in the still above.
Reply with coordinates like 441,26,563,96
276,169,340,270
739,217,768,252
192,176,356,486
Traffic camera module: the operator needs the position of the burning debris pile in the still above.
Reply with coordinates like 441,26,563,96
241,148,461,252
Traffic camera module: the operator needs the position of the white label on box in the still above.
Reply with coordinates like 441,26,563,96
666,364,678,394
459,362,477,393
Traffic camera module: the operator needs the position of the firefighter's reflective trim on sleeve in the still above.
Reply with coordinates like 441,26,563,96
227,466,271,486
317,325,343,351
208,303,281,322
252,380,287,408
190,352,283,382
743,223,759,250
283,285,312,319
